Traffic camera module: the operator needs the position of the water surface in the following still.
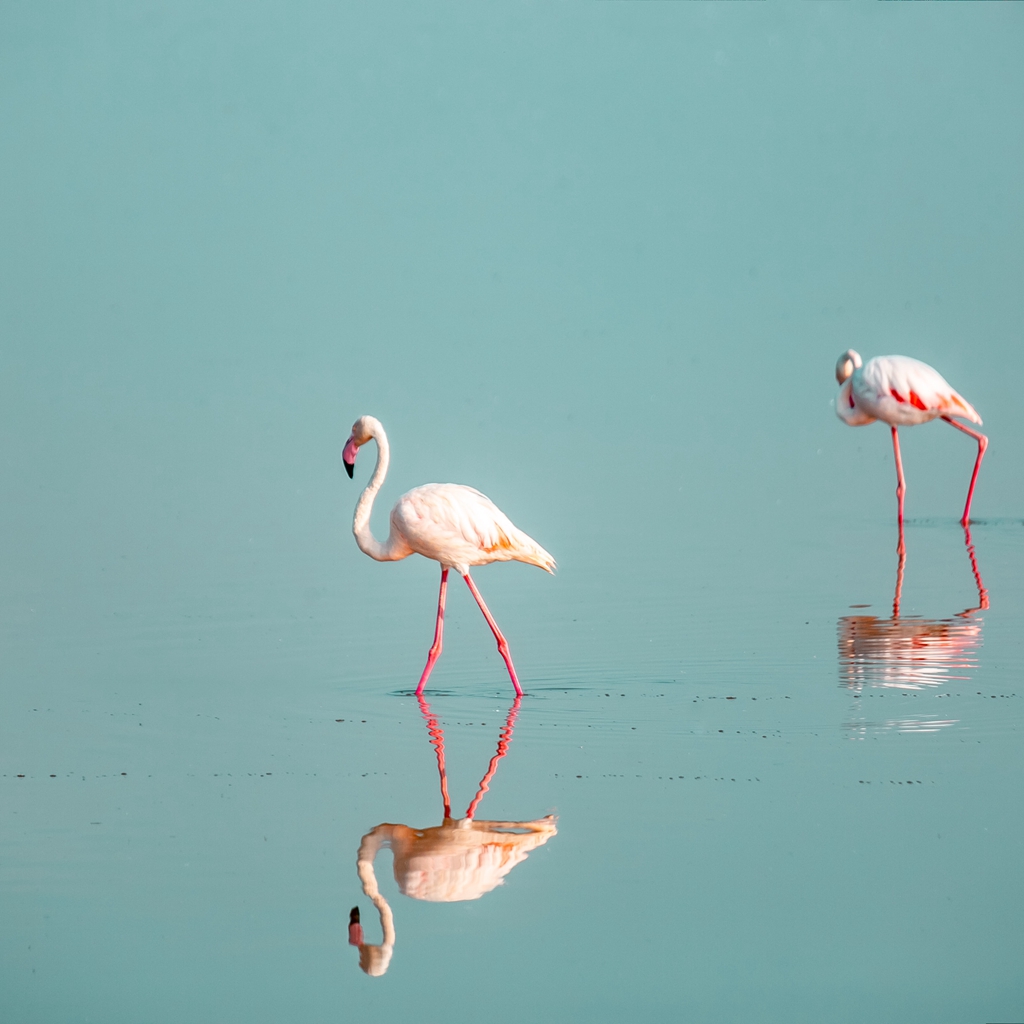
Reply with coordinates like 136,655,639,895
1,4,1023,1023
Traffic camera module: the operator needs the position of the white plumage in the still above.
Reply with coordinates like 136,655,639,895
834,349,988,529
391,483,555,577
836,352,981,429
342,415,554,695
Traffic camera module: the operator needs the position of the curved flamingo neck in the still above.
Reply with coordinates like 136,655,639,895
352,422,401,561
355,827,396,975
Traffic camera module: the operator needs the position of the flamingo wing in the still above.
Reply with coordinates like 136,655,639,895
859,356,981,423
391,484,555,574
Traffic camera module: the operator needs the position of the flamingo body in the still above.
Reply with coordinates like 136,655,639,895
837,354,981,429
364,817,558,904
342,415,553,695
834,350,988,529
350,696,555,976
390,483,555,577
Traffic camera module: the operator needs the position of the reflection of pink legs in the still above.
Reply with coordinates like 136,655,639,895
962,525,990,612
417,694,451,819
415,568,449,696
418,693,521,820
463,573,524,696
891,426,906,556
465,697,522,820
892,544,906,619
891,525,989,620
942,416,988,527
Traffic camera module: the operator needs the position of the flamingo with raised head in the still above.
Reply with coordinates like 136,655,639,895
342,415,555,696
835,351,987,540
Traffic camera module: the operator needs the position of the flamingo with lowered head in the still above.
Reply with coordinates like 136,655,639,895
342,415,555,696
347,694,557,977
835,351,987,539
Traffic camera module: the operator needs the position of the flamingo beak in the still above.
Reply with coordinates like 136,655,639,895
342,437,358,478
348,906,364,946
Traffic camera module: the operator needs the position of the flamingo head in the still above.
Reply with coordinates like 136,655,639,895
835,349,862,385
347,903,394,976
347,906,364,946
357,941,394,977
342,415,378,478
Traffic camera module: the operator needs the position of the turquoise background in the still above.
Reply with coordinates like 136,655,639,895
1,4,1022,1022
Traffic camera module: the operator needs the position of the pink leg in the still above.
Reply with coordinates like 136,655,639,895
462,573,524,697
417,694,452,819
961,524,990,613
941,416,988,527
415,568,448,696
892,544,906,620
348,907,364,946
891,426,907,556
465,696,522,820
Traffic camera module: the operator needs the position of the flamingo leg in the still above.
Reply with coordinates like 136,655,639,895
416,694,452,818
465,696,521,820
941,416,988,527
891,426,907,556
462,573,524,696
415,568,448,696
961,524,990,613
892,543,906,619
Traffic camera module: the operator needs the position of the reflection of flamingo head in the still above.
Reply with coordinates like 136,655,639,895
347,904,394,975
357,939,394,977
348,892,395,977
347,906,363,946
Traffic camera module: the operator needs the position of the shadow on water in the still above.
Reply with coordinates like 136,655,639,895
347,695,556,977
838,526,988,737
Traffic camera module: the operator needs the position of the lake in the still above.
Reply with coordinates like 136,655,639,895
1,4,1022,1022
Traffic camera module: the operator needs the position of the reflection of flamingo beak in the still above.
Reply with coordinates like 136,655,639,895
342,437,358,478
348,906,364,946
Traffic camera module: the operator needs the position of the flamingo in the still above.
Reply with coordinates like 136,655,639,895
347,695,557,976
342,415,555,696
835,351,988,539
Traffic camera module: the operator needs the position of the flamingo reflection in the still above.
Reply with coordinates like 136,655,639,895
838,527,988,736
348,696,557,976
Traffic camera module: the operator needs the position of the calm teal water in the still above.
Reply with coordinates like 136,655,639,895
2,4,1023,1022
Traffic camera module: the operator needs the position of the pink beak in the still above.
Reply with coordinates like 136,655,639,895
348,906,364,945
342,437,359,478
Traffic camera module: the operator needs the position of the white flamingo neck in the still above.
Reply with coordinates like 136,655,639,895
355,827,396,975
352,421,400,561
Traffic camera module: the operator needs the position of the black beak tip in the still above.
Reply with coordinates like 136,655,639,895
349,906,361,924
344,460,354,479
